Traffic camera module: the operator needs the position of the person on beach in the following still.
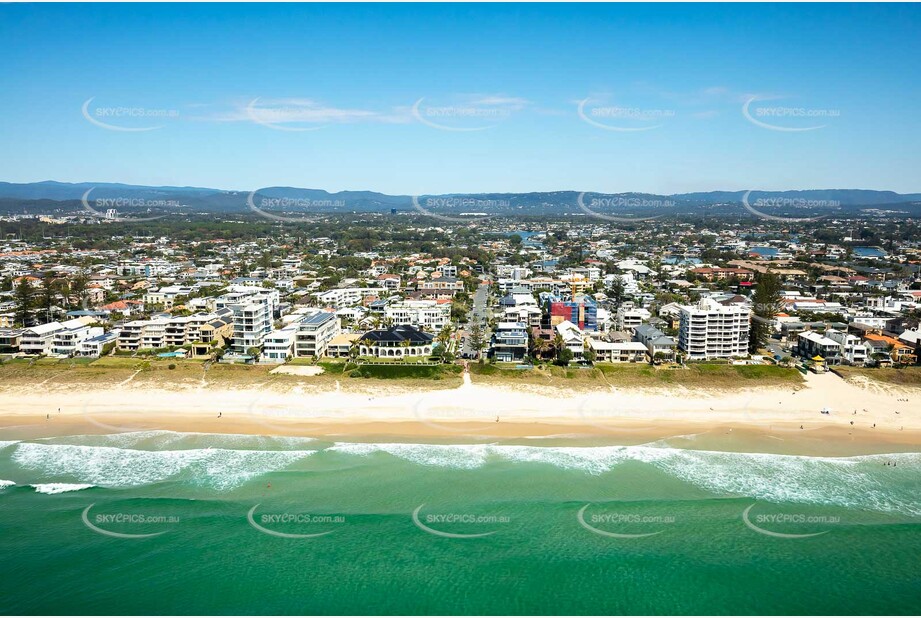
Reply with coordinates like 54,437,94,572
218,412,222,418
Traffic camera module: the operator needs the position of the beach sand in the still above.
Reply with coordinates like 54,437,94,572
1,370,919,453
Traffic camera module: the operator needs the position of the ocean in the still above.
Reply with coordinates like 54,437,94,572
1,430,920,615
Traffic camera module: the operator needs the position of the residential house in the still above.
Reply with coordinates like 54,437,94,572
358,324,434,358
491,321,529,362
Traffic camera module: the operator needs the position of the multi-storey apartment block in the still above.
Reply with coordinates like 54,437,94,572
678,298,751,360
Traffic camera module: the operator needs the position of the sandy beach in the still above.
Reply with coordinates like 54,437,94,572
1,370,919,450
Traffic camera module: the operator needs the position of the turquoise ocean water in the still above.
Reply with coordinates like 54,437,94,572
1,430,919,615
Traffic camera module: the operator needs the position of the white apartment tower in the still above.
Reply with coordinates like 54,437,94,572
678,298,751,360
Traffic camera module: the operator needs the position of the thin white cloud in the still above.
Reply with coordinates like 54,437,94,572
200,98,413,125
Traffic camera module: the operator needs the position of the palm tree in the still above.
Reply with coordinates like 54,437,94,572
399,339,412,360
551,333,565,359
436,325,452,361
530,334,549,360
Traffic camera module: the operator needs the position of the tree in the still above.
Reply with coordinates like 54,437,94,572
436,325,452,362
749,272,782,353
584,348,596,364
551,333,565,358
14,278,35,327
555,347,573,367
530,334,550,361
469,322,484,358
70,270,89,308
608,277,626,304
39,272,58,323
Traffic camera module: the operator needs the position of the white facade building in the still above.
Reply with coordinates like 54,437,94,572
678,298,751,360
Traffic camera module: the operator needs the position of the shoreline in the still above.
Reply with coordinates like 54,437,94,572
1,371,919,455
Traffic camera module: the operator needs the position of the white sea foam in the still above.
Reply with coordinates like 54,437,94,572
0,480,15,489
12,443,315,491
328,442,921,515
31,483,95,495
0,440,19,451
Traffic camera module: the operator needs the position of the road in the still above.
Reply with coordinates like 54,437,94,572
460,282,492,359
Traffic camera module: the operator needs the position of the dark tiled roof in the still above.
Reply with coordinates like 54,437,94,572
360,324,434,345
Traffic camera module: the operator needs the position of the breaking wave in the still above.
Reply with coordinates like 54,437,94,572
31,483,95,495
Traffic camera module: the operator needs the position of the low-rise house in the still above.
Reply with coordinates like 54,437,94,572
554,320,585,360
0,328,22,352
615,303,651,332
797,331,843,364
824,329,868,366
385,299,451,331
634,324,677,362
492,321,529,362
295,312,340,358
118,318,170,352
262,324,299,363
864,333,917,365
79,331,119,357
358,324,434,358
587,339,647,363
327,333,361,358
20,322,65,355
51,320,103,357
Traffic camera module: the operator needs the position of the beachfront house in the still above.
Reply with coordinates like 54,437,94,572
294,312,340,358
358,324,434,358
586,338,647,363
491,321,529,362
634,324,678,362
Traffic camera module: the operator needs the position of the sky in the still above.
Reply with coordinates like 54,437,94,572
1,3,919,195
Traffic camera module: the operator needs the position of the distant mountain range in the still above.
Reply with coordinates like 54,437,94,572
1,180,920,218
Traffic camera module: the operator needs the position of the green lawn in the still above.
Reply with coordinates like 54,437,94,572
469,361,804,390
832,365,921,387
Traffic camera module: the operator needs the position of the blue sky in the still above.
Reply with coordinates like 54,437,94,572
1,3,919,194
